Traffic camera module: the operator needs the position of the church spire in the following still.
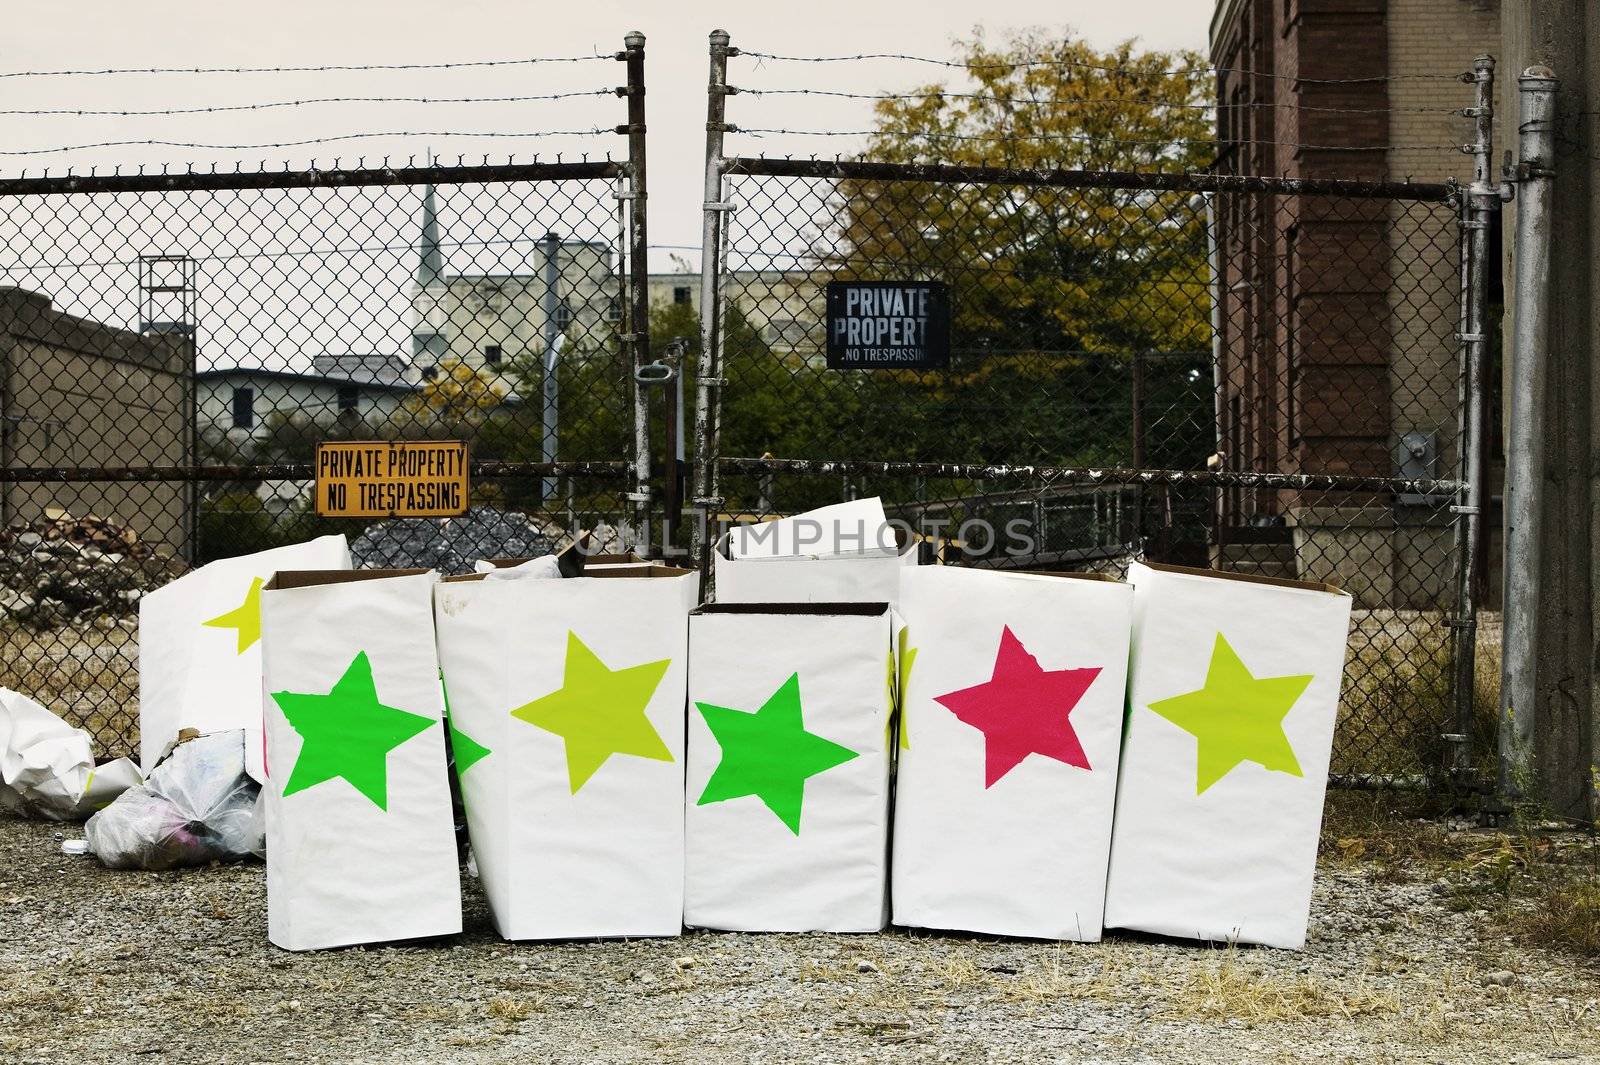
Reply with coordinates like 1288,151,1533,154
417,184,443,288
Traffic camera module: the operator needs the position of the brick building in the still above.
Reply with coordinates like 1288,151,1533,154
1208,0,1500,605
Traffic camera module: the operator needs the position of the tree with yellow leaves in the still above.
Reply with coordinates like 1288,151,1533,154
819,29,1215,468
407,357,506,424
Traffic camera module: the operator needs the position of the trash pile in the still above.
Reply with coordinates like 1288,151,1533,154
0,687,141,820
0,509,186,629
85,730,262,871
350,505,563,575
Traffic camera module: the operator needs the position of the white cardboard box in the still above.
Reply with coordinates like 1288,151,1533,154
685,603,895,932
891,566,1133,940
260,568,461,951
1103,562,1353,949
138,534,350,781
434,565,697,940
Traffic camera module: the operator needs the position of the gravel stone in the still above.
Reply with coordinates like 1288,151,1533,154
0,816,1597,1063
349,506,560,575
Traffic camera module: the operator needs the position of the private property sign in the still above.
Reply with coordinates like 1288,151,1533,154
314,440,469,518
825,280,950,369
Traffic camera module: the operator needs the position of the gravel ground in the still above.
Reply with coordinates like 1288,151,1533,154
1,812,1597,1065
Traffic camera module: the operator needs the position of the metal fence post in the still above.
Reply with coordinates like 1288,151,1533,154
539,230,561,504
1500,65,1558,799
621,30,653,551
1450,54,1495,788
691,29,733,580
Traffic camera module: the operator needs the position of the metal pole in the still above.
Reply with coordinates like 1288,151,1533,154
621,31,653,552
1499,65,1557,799
1450,55,1495,787
539,230,561,504
691,29,733,582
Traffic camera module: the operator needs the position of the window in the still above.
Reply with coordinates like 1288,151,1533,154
483,344,502,367
337,385,359,413
554,302,573,331
607,296,623,322
231,386,254,430
421,366,438,382
673,286,692,305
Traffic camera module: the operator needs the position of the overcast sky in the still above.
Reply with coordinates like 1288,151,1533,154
5,1,1210,263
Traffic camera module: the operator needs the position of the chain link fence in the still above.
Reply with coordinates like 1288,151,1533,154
698,156,1479,788
0,162,642,756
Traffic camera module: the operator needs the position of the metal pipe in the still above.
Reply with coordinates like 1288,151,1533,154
715,456,1464,496
690,29,733,582
539,230,561,503
722,157,1454,202
622,31,653,552
1499,65,1558,799
0,460,629,482
0,161,623,197
1450,55,1495,787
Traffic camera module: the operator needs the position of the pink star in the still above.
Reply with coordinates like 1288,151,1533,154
933,626,1100,788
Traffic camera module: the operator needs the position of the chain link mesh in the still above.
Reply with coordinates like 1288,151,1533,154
0,166,637,758
707,163,1472,787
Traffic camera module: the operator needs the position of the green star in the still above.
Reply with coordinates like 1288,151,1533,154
696,672,859,835
439,672,490,776
1147,633,1313,795
510,631,672,794
202,576,264,653
271,651,436,810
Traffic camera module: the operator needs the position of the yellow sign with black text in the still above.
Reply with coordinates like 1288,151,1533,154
315,441,470,518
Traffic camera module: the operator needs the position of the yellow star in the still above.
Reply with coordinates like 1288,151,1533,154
202,576,264,654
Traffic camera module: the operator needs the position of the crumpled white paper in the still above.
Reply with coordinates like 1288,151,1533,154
0,687,142,821
728,497,897,560
473,555,564,581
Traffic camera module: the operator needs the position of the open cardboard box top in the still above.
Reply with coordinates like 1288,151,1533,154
264,568,430,591
441,562,694,584
693,602,891,617
1136,559,1343,596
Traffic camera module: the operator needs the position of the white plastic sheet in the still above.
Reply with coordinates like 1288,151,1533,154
0,687,141,820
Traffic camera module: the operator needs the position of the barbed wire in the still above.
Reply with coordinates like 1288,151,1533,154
732,127,1463,154
740,87,1465,116
0,129,620,157
0,91,615,118
0,55,612,80
738,50,1463,85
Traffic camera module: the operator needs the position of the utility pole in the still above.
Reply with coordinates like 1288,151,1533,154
1499,0,1597,820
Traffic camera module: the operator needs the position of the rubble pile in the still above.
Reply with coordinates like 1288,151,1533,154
0,510,186,629
350,505,563,575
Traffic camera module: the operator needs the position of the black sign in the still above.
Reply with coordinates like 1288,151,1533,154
825,281,950,369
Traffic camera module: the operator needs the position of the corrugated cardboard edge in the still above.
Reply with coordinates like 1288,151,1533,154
264,568,430,591
1134,560,1345,597
442,564,694,585
692,602,892,617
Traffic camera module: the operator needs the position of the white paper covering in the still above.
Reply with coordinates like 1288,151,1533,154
434,567,697,940
891,566,1133,939
260,570,460,951
685,604,894,932
139,534,350,782
1103,562,1353,949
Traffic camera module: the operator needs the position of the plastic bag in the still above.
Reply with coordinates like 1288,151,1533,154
85,730,261,870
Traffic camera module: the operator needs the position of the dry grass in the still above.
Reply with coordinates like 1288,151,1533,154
485,995,541,1021
1172,952,1397,1024
0,621,140,759
1515,875,1600,957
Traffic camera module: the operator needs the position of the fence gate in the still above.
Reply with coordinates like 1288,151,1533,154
690,34,1494,792
0,38,656,758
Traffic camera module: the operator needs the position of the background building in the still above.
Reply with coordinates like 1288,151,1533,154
1208,0,1500,606
0,287,193,554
